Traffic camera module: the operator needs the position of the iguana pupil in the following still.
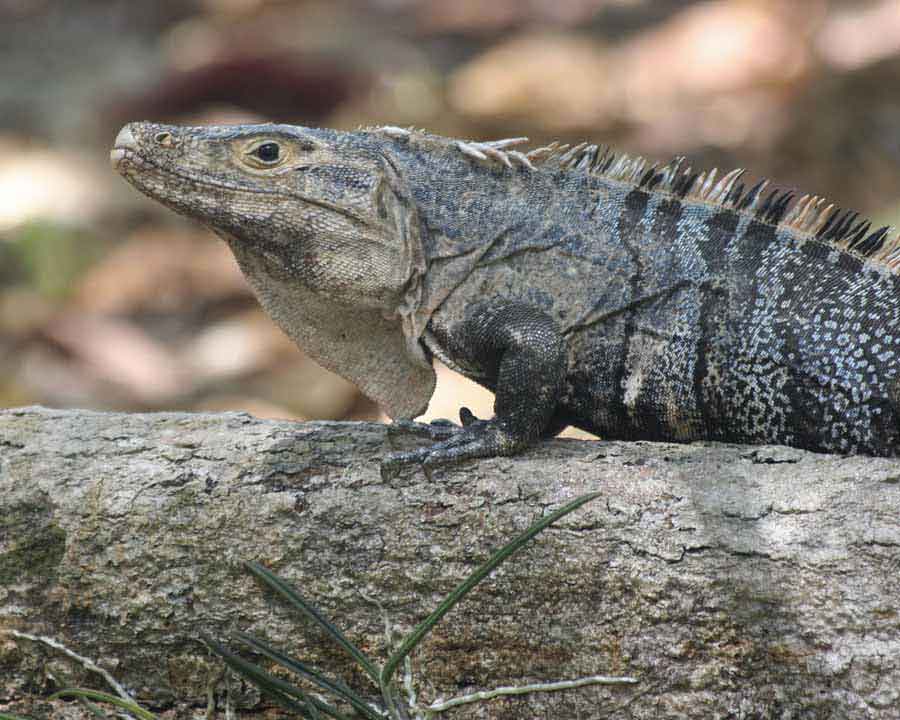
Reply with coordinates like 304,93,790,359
255,143,279,162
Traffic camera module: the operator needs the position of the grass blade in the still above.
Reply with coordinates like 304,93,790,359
235,633,381,720
381,492,601,686
204,635,353,720
48,689,156,720
0,714,34,720
245,561,380,683
305,691,323,720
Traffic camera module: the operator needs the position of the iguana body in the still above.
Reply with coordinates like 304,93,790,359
111,122,900,472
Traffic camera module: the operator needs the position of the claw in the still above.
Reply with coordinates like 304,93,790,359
380,446,433,481
380,414,524,479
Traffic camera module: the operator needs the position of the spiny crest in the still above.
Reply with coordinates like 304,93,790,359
581,150,900,271
368,126,900,272
462,131,900,273
370,125,537,169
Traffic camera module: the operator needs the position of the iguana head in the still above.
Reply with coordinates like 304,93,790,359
111,122,423,306
112,122,434,419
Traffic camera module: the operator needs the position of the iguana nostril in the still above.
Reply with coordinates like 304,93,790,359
154,131,175,147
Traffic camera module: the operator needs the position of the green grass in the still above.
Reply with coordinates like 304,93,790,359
208,492,601,719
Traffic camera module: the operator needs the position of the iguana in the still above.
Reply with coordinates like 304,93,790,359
111,121,900,475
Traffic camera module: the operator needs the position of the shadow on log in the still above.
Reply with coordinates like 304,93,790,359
1,406,899,718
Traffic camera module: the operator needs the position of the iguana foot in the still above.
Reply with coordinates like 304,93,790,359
381,408,526,480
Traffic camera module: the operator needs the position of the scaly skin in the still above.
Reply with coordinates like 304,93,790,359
112,122,900,475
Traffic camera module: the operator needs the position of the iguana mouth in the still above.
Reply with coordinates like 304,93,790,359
113,147,276,197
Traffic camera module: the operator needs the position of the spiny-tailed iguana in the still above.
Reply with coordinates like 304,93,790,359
111,122,900,475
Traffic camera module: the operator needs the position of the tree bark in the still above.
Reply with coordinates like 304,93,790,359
1,406,898,719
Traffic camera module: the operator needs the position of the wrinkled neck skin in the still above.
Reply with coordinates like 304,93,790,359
216,130,436,418
377,132,599,343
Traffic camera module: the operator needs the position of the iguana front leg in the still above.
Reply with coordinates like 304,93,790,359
381,301,567,478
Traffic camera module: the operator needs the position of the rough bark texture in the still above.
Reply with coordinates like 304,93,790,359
1,406,899,719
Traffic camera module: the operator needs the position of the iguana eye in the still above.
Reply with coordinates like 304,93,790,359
254,142,280,163
154,131,174,147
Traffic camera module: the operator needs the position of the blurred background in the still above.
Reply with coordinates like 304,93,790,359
3,0,900,428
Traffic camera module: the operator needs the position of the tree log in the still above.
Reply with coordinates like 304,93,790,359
1,406,898,719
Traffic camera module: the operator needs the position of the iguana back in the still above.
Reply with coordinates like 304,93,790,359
409,144,900,457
